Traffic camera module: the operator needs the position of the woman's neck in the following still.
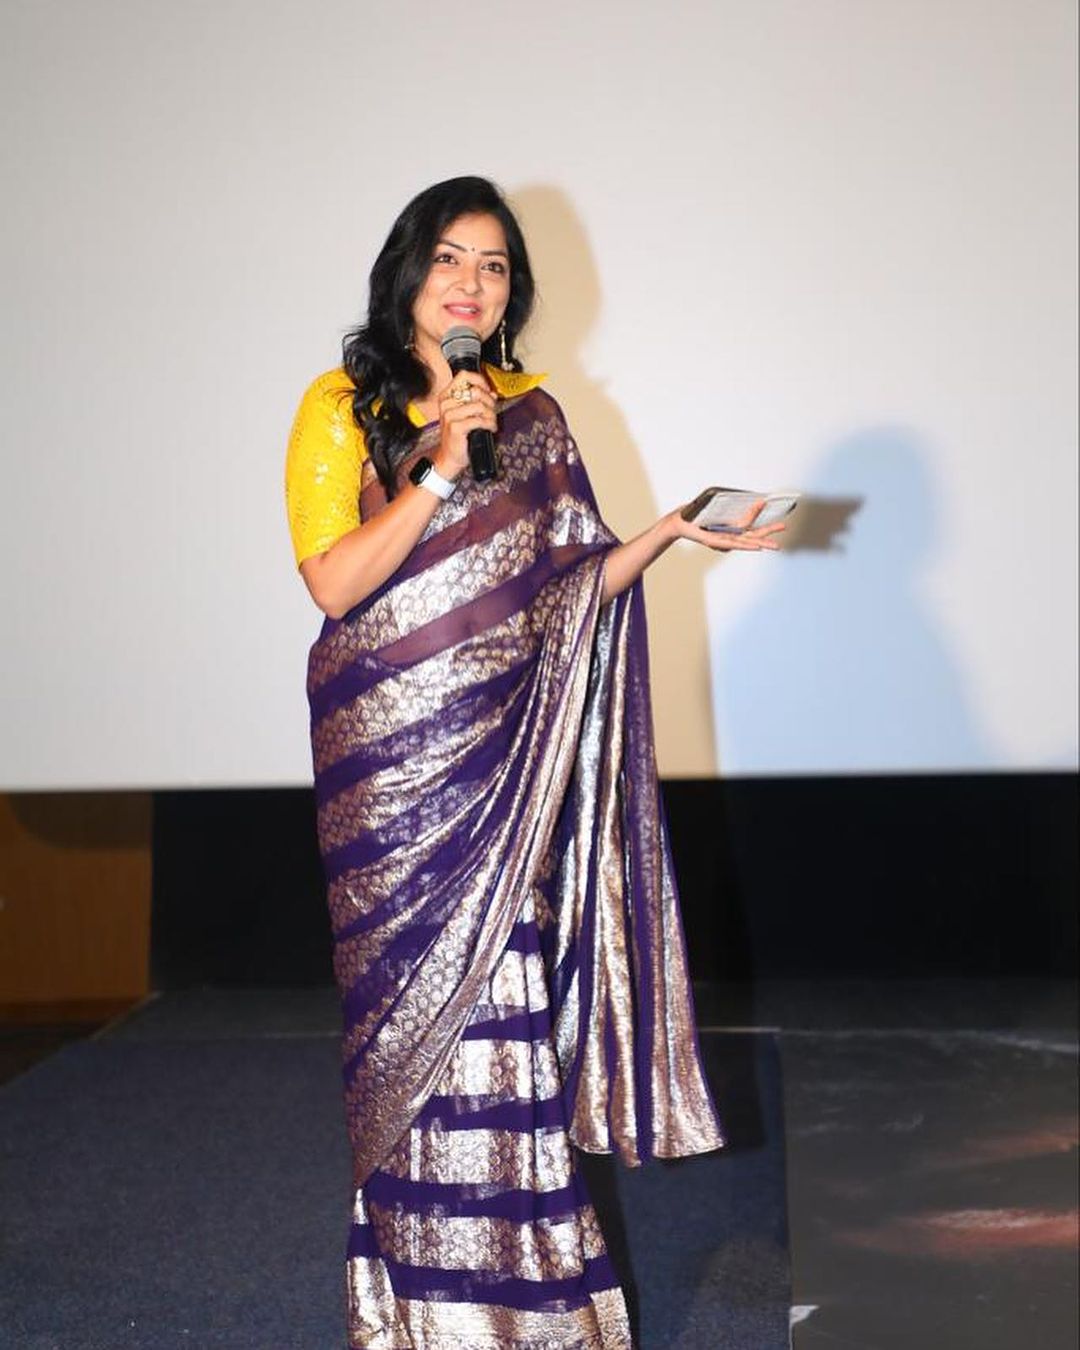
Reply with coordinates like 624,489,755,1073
414,336,452,395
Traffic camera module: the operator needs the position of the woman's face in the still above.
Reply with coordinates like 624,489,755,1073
411,212,511,361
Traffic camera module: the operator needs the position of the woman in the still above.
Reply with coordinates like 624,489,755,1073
285,176,784,1349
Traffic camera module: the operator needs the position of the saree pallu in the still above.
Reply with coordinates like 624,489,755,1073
306,387,727,1348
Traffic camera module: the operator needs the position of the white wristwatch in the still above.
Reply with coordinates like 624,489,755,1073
408,455,456,500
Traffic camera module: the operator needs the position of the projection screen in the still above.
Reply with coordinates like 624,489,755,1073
1,0,1076,789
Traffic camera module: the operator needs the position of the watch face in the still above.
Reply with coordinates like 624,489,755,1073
408,456,433,486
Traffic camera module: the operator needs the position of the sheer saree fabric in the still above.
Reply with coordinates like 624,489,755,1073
306,386,726,1347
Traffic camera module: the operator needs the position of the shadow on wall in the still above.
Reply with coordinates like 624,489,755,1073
507,186,995,777
716,427,992,773
510,183,721,777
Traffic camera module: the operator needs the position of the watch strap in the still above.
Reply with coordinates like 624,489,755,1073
409,456,456,501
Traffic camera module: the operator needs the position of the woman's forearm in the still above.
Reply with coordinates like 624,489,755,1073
600,512,680,604
302,463,456,619
311,493,683,620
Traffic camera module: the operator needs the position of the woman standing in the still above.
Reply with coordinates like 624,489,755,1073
285,176,783,1348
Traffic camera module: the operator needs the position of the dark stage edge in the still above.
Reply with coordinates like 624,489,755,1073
0,988,791,1350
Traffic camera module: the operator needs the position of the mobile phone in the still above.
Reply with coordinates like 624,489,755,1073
682,487,800,532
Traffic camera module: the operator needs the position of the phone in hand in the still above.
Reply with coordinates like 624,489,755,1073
682,487,800,532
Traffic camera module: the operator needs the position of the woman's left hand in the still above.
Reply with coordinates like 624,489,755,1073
666,497,786,551
601,497,786,605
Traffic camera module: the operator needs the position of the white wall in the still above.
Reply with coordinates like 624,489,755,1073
1,0,1075,788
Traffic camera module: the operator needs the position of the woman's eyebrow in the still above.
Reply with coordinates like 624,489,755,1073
437,238,509,258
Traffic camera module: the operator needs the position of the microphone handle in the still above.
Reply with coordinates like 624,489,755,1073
448,352,499,482
468,428,498,481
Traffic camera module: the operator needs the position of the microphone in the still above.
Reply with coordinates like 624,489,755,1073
440,325,498,481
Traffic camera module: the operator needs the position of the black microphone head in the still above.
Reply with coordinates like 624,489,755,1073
440,326,483,367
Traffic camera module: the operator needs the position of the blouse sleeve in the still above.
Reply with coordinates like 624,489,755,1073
284,369,368,568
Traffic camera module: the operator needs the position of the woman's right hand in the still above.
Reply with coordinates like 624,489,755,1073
432,370,498,479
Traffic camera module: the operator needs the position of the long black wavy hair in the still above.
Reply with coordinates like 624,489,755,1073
342,177,536,497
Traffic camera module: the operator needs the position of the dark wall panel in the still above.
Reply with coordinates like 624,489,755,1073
151,774,1078,987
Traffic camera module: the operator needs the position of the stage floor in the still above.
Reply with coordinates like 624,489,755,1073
1,978,1076,1349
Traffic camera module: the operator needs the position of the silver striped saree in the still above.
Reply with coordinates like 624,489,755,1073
305,384,726,1348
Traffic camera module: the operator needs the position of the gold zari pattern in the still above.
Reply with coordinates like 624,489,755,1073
347,1267,630,1350
345,885,631,1348
291,381,725,1347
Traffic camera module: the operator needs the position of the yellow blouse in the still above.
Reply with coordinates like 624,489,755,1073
284,363,547,568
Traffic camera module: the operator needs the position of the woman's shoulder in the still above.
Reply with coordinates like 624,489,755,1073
298,365,357,412
288,366,366,462
485,366,563,423
507,381,568,429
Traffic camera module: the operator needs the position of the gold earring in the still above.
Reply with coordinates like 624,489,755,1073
499,320,513,372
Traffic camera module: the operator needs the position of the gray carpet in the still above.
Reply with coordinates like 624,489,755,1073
0,990,790,1349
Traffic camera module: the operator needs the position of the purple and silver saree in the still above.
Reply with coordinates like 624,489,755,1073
306,386,726,1348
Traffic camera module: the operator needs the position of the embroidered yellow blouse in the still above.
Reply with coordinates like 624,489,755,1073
284,363,548,568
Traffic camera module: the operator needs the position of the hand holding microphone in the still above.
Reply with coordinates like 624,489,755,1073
439,326,500,481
